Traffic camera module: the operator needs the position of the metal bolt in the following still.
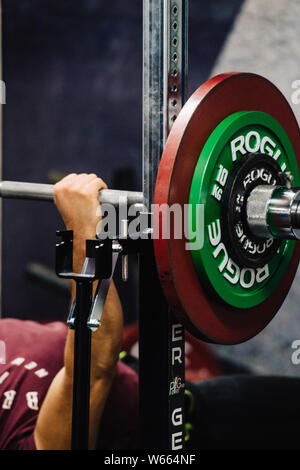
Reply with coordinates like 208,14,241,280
121,219,129,282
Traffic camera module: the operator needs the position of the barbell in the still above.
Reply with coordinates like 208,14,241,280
0,181,144,207
1,72,300,345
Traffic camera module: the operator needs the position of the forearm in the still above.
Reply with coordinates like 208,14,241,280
64,281,123,383
34,281,122,450
34,232,123,450
35,174,124,450
66,232,123,378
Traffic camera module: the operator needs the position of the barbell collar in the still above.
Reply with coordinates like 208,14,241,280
0,181,144,207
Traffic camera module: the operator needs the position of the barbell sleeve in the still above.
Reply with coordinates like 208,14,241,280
0,181,144,207
247,185,300,240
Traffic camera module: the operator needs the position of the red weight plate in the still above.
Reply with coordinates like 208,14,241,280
154,73,300,344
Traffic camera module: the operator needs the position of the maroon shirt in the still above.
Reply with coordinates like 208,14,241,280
0,319,139,450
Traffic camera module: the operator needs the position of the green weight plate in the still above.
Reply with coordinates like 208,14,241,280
189,111,300,309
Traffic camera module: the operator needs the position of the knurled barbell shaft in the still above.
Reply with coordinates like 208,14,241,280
0,181,144,207
247,185,300,240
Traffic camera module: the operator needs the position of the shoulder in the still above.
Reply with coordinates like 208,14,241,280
0,319,68,364
0,320,67,450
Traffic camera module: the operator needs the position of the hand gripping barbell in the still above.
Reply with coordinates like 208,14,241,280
1,73,300,345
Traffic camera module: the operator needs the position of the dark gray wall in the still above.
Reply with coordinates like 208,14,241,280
2,0,244,323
